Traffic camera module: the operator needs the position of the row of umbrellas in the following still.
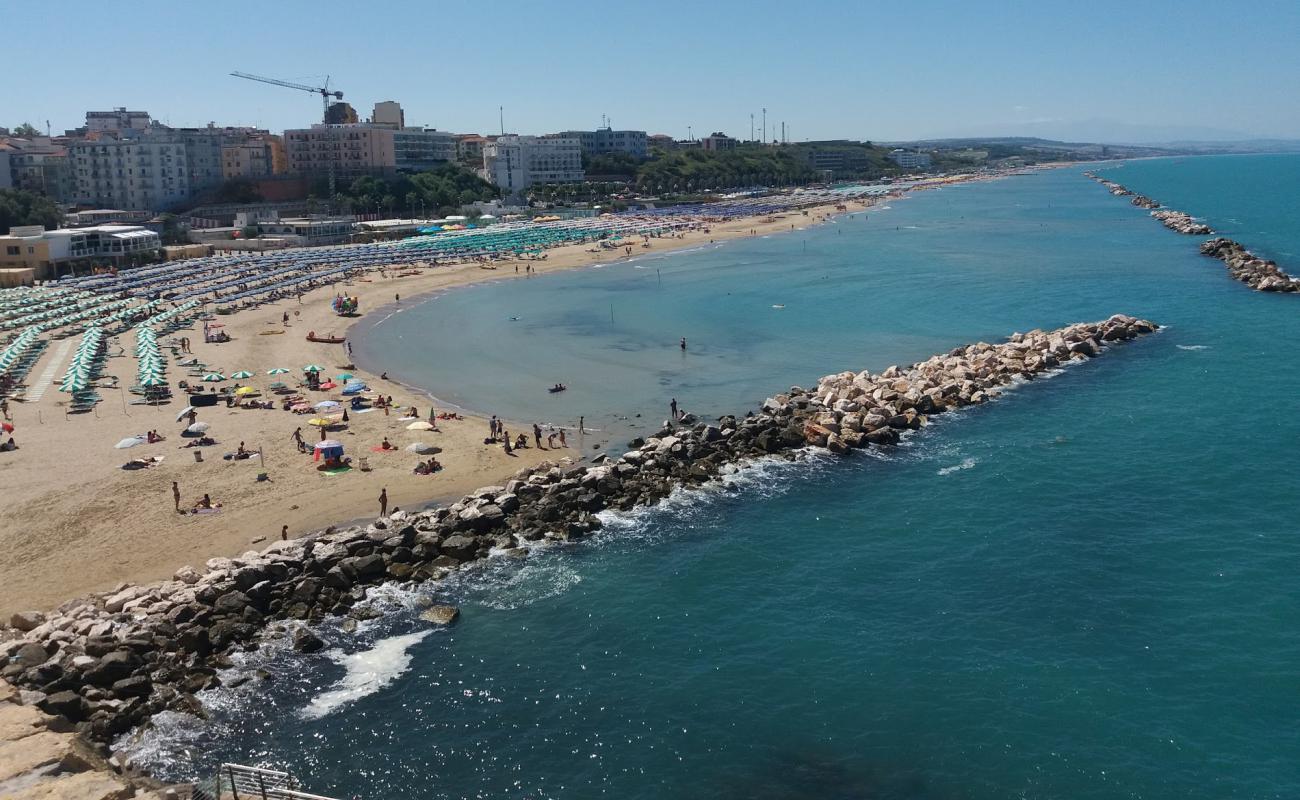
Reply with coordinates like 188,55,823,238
58,327,105,394
2,296,135,334
134,325,167,388
0,326,42,378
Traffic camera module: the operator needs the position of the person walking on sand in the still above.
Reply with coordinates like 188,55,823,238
291,427,304,447
172,481,181,513
533,423,542,449
281,524,289,541
578,416,585,434
559,429,567,448
379,488,388,517
489,415,498,439
395,293,400,303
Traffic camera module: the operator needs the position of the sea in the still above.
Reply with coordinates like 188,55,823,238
126,155,1300,799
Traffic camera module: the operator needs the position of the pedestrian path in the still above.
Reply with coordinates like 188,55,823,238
23,339,73,402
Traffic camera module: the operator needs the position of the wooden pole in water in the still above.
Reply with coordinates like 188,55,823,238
610,304,614,325
657,268,661,286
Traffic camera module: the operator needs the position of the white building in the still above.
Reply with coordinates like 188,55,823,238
558,128,648,159
888,149,932,169
71,126,268,211
85,108,152,133
480,135,584,194
393,128,457,172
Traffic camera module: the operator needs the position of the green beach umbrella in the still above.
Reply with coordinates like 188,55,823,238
201,373,226,382
267,367,290,375
302,364,323,373
230,370,254,379
335,372,353,381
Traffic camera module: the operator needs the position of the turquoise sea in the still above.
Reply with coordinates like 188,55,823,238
130,156,1300,799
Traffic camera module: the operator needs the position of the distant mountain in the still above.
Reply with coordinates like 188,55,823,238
927,118,1295,146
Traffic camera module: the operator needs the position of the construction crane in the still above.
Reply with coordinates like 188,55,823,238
230,71,344,199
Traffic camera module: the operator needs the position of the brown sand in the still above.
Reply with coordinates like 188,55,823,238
0,199,885,615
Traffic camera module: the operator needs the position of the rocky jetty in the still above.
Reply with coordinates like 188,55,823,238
1085,171,1216,236
1200,238,1300,292
0,316,1160,758
1150,209,1213,235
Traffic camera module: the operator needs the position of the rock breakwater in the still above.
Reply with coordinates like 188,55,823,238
1083,170,1213,234
1200,238,1300,292
0,316,1160,763
1150,209,1213,235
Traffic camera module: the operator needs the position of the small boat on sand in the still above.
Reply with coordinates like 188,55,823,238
306,331,346,344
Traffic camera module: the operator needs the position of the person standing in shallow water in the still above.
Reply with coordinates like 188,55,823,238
670,398,678,419
680,337,687,351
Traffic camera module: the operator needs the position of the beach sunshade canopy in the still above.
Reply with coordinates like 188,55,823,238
201,373,225,382
406,420,434,431
175,406,195,421
187,422,211,434
308,417,334,427
314,400,341,410
406,442,439,454
229,370,254,379
302,364,323,372
267,367,291,375
115,437,145,449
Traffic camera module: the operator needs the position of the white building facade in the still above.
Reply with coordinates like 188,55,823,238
480,135,584,194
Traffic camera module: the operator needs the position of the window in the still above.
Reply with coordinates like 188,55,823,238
5,246,19,256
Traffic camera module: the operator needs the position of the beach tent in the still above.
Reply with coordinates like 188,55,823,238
313,439,344,462
186,422,210,434
406,420,434,431
406,442,439,454
115,437,145,449
314,400,341,411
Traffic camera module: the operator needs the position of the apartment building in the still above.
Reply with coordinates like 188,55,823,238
283,124,396,180
480,135,584,194
558,128,648,158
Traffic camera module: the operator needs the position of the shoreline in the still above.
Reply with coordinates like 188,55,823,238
0,189,902,617
0,315,1159,767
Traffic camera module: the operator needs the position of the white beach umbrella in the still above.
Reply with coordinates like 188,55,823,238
115,437,145,449
406,420,434,431
186,421,210,434
175,405,195,421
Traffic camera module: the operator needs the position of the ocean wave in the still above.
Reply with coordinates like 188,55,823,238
937,457,978,476
1176,344,1210,351
301,630,432,720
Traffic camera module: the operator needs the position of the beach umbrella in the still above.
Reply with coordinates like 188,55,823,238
140,375,167,387
186,422,210,434
307,417,334,427
175,405,195,421
314,400,341,410
267,367,290,375
201,373,225,382
406,420,434,431
229,370,254,379
318,381,338,390
335,372,353,381
235,386,258,396
115,437,145,449
302,364,323,372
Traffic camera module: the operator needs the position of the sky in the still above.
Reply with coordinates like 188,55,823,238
4,0,1299,144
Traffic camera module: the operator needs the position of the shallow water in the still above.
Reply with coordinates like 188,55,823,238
129,158,1300,799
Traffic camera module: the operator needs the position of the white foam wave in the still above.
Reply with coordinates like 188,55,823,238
1176,344,1209,351
937,457,977,476
301,631,431,720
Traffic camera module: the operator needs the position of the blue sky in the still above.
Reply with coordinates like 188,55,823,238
5,0,1299,143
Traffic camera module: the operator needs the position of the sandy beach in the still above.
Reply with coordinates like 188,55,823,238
0,194,907,616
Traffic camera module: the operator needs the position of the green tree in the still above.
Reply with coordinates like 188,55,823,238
11,122,41,138
0,188,62,232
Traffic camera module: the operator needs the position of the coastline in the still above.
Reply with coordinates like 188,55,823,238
0,190,900,617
